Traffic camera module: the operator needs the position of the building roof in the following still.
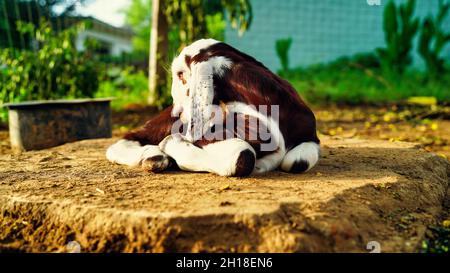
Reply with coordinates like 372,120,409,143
65,16,134,40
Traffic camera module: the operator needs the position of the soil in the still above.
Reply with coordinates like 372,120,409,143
0,105,449,253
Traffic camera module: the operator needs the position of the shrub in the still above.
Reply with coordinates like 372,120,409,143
275,37,293,73
0,21,101,105
418,0,450,78
95,67,149,110
377,0,419,75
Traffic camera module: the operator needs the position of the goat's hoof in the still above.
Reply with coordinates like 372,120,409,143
141,155,170,173
232,149,256,177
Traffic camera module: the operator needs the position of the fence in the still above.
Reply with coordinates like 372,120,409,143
1,0,450,72
225,0,450,71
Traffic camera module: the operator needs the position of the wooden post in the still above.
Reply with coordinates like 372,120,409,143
148,0,169,106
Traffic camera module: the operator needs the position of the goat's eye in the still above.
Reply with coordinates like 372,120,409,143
177,71,187,85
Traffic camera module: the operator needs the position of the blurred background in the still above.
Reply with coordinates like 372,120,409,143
0,0,449,252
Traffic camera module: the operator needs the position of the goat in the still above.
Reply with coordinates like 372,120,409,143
106,39,320,177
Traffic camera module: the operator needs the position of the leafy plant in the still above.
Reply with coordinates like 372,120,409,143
95,67,149,110
377,0,419,75
163,0,252,48
0,0,89,49
0,21,101,105
418,0,450,78
275,37,293,73
206,13,227,41
421,225,450,253
122,0,152,56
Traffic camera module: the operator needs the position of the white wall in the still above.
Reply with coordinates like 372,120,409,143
75,29,133,56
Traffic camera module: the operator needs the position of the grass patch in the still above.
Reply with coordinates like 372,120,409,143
282,57,450,105
421,225,450,253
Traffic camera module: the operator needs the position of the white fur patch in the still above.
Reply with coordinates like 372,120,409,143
159,134,254,177
207,56,233,77
280,142,320,172
181,38,220,58
226,102,286,174
203,138,255,176
106,139,165,167
171,38,220,79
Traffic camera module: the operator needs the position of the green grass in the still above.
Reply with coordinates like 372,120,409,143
282,58,450,105
420,225,450,253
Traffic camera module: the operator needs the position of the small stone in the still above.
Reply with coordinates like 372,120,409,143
219,201,232,206
220,185,231,191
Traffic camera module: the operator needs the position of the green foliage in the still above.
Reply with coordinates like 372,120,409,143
282,55,450,105
124,0,229,56
377,0,419,75
122,0,152,56
221,0,252,36
275,37,292,73
0,21,100,105
0,0,89,49
206,13,227,41
163,0,252,48
418,0,450,78
95,67,148,110
32,0,89,17
420,225,450,253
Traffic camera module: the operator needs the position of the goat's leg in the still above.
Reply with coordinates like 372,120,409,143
280,142,320,173
159,134,256,177
106,106,178,172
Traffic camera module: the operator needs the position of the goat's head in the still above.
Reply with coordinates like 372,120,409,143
170,39,232,141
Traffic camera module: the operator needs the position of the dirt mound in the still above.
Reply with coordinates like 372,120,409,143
0,136,448,252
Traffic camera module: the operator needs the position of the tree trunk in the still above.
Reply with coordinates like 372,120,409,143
148,0,169,106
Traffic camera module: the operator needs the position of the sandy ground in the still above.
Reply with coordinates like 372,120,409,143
0,135,448,252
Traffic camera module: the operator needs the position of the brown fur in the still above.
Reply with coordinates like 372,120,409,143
124,106,177,145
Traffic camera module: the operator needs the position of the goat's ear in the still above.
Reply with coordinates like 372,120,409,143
185,61,215,141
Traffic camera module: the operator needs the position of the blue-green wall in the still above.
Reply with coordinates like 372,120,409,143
225,0,450,72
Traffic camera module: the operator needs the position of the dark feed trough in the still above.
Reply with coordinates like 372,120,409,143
3,98,112,152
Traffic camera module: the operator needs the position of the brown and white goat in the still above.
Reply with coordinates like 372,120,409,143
106,39,320,177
